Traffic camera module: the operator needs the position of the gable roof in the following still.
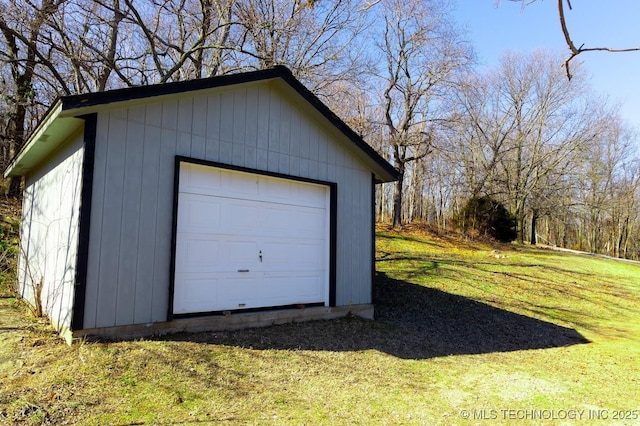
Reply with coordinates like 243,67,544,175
4,66,398,183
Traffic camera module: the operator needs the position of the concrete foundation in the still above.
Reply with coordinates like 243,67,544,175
73,304,374,342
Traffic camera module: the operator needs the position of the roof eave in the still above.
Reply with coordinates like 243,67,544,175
3,101,85,178
4,66,399,182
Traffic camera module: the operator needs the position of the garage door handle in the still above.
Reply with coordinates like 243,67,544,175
237,269,250,272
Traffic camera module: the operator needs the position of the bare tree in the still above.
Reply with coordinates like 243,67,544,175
0,0,66,196
121,0,236,83
232,0,367,94
376,0,472,228
504,0,640,79
448,51,612,243
575,116,639,255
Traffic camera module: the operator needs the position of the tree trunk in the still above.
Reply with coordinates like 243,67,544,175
530,210,538,245
4,95,27,197
392,164,405,228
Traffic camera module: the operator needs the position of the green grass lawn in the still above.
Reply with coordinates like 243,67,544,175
1,226,639,425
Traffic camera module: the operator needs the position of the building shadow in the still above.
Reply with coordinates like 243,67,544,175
161,272,589,359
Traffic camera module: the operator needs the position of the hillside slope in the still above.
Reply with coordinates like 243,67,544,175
1,226,639,424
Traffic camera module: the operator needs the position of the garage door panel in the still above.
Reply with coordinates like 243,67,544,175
260,206,326,239
225,240,259,268
296,242,326,267
261,206,293,234
181,164,223,195
261,240,325,270
260,241,290,266
179,195,222,233
174,162,329,315
173,276,220,314
294,209,327,238
226,171,259,198
261,274,323,304
177,235,259,273
217,276,261,306
226,202,259,234
261,178,292,201
289,184,327,208
295,274,326,299
176,238,220,271
261,177,326,208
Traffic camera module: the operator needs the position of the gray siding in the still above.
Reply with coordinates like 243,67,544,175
83,83,373,329
19,130,84,340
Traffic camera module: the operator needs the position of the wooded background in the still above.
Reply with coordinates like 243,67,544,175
2,0,639,259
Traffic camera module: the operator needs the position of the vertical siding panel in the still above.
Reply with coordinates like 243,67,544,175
268,151,279,173
289,109,300,157
233,88,247,143
318,133,328,164
232,89,246,166
96,112,127,327
327,163,336,183
177,99,193,157
327,134,337,165
299,119,310,159
162,100,178,130
192,135,206,160
219,91,234,142
129,105,146,123
232,143,245,166
219,140,233,164
219,93,233,163
192,95,208,137
245,87,258,147
145,102,163,127
346,167,356,304
256,86,270,151
244,89,258,166
361,170,373,303
308,160,319,180
84,114,110,328
355,168,367,302
151,126,176,322
205,93,221,161
335,166,348,305
279,101,291,154
244,145,257,169
299,158,309,177
115,118,144,326
318,162,328,182
257,148,268,170
18,182,33,299
206,137,221,163
134,123,161,324
289,155,300,176
317,135,328,180
177,98,193,134
268,89,280,153
289,109,301,176
278,153,289,174
177,132,192,157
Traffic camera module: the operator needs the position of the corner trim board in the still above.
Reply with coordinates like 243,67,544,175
371,173,376,305
329,182,337,307
71,113,97,330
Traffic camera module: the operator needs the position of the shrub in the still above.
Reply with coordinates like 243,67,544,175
454,196,517,242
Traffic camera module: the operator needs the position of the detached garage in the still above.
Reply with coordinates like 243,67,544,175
5,66,398,342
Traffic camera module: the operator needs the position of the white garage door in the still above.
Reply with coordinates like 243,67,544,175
173,162,330,315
